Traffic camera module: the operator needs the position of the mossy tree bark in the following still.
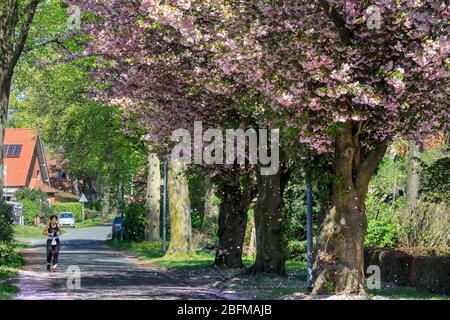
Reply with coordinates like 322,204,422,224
214,173,256,268
312,122,388,295
167,159,192,254
145,150,161,242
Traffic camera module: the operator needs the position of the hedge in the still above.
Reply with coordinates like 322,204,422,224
52,202,83,222
365,247,450,295
0,203,14,244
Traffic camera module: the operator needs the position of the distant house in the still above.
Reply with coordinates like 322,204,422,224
3,128,58,203
46,153,80,202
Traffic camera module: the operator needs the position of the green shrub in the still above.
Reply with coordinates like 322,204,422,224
15,188,55,224
420,151,449,204
123,203,147,242
286,240,307,261
365,219,400,248
85,209,101,220
52,202,83,222
15,188,47,202
365,192,402,248
90,199,103,211
21,199,40,225
0,203,14,244
0,243,22,267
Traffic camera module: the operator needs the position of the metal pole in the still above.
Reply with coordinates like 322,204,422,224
162,158,168,252
120,183,124,241
306,182,313,293
82,203,85,228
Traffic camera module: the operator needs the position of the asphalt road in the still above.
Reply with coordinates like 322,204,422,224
14,226,227,300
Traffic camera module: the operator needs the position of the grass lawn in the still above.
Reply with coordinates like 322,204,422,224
0,268,20,299
107,239,450,300
367,287,450,300
13,225,46,239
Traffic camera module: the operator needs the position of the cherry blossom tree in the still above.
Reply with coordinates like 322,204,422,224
197,0,449,293
68,0,449,293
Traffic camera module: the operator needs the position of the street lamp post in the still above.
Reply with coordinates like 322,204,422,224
162,158,168,252
79,193,88,228
120,183,125,241
306,182,314,293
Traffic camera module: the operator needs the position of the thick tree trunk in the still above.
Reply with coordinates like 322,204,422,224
312,122,388,295
145,151,161,242
167,159,192,254
313,185,368,294
214,175,256,268
406,140,420,208
248,169,286,275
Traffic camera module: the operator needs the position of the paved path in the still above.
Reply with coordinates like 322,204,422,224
14,226,228,300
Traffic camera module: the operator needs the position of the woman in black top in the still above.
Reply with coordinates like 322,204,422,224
42,215,63,272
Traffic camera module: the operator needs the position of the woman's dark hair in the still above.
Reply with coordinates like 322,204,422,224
50,215,58,221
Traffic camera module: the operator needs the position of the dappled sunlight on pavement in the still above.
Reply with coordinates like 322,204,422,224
14,227,229,300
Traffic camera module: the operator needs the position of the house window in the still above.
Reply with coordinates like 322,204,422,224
4,145,23,158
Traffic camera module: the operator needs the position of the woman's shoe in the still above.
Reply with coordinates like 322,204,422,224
47,264,51,271
52,264,58,272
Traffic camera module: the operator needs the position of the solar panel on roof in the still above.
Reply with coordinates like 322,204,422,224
4,144,23,158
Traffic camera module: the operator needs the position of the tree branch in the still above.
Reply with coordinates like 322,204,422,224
356,140,389,191
317,0,353,45
7,0,41,79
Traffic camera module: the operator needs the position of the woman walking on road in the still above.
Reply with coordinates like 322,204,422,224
43,215,63,272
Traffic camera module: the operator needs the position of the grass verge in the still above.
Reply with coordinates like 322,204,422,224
13,225,45,239
0,242,26,300
107,239,450,300
367,286,450,300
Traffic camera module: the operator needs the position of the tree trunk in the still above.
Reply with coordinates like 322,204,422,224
0,87,8,197
201,176,219,237
248,169,286,275
406,140,420,208
0,0,40,195
312,122,388,295
244,214,256,257
101,186,110,217
167,159,192,254
0,2,16,196
214,174,256,268
145,151,161,242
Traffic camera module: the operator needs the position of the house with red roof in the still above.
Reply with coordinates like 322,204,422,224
3,128,58,203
